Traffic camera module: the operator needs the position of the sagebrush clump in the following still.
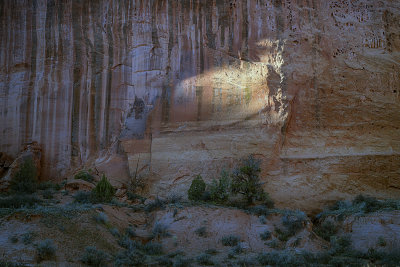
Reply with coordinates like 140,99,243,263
91,175,115,203
221,235,240,246
188,175,206,201
74,170,95,183
208,171,231,203
36,239,56,261
10,158,38,193
81,246,109,266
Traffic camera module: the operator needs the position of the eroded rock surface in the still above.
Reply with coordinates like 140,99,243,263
0,0,399,210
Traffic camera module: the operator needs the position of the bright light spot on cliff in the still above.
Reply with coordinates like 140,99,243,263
171,38,286,126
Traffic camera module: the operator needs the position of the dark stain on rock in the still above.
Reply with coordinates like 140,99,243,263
133,97,145,120
71,1,83,159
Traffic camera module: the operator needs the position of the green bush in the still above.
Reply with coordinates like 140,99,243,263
36,239,56,261
74,170,94,183
81,246,109,267
231,155,272,205
91,175,115,203
221,235,240,246
10,158,38,193
188,175,206,201
208,171,231,203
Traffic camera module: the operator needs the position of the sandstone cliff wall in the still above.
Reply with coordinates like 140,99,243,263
1,0,399,210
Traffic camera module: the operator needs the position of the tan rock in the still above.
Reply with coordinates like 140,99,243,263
65,179,95,192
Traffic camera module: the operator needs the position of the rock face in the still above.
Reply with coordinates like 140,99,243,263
0,142,41,191
0,0,399,210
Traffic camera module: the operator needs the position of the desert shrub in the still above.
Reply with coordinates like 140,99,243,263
94,212,109,225
204,249,218,255
128,173,145,194
109,228,120,238
236,257,258,267
125,226,136,238
377,236,386,247
22,231,35,245
196,253,214,265
267,239,283,249
156,255,174,266
231,155,272,205
9,235,18,243
0,194,41,208
41,189,54,199
144,197,166,212
314,220,337,241
0,262,26,267
257,252,306,266
188,175,206,201
152,222,171,239
36,239,56,261
260,230,272,241
221,235,240,246
208,171,231,203
73,191,93,203
91,175,115,203
248,205,272,216
259,215,267,224
232,244,244,254
173,256,192,267
374,250,400,266
282,211,307,235
330,235,352,254
274,228,292,242
167,194,183,204
115,248,146,266
127,192,146,203
81,246,109,267
275,211,307,242
118,236,135,250
74,170,94,183
143,241,163,255
195,226,207,238
37,181,61,191
351,194,398,213
10,158,37,193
